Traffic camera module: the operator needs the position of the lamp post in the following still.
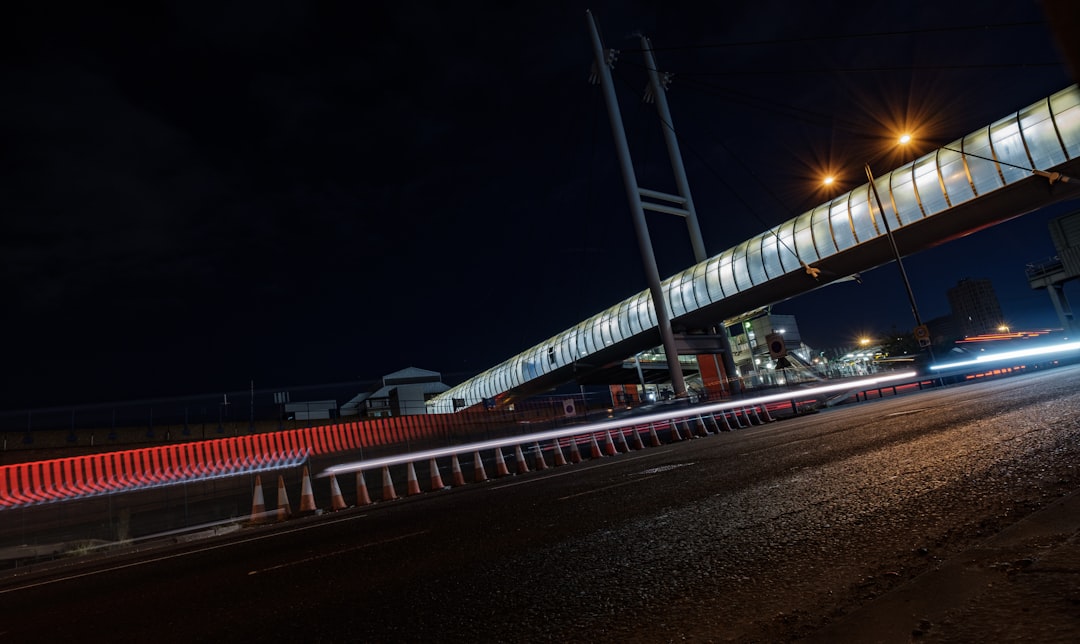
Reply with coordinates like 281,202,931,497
864,162,935,363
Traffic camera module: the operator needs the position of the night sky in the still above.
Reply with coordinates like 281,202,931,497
3,2,1077,410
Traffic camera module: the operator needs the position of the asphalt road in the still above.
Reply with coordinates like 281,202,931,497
3,364,1079,642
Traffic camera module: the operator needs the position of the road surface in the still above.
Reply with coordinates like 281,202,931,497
2,364,1079,642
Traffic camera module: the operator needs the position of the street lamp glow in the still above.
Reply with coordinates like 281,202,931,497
823,175,835,186
859,337,871,346
899,133,912,145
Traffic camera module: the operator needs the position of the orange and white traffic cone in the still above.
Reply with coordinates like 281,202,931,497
429,458,446,490
568,437,583,464
631,427,645,450
356,470,373,506
473,451,488,482
552,439,567,466
759,404,775,422
493,446,510,477
249,474,266,523
514,445,530,475
329,473,347,511
617,429,632,452
381,465,399,501
590,433,604,459
406,462,422,496
669,421,684,442
276,475,292,521
695,416,710,437
677,419,693,439
603,431,618,456
451,454,467,486
649,423,662,447
298,466,317,514
533,442,548,470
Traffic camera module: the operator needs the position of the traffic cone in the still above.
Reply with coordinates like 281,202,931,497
552,439,568,466
648,423,662,447
679,419,696,439
604,431,617,456
729,409,744,429
329,474,347,511
590,434,603,459
249,474,266,523
759,404,775,422
718,411,734,431
451,454,466,486
406,462,422,496
533,442,548,470
356,470,372,506
429,458,446,490
616,429,631,453
298,466,317,514
747,406,763,425
381,465,398,501
669,421,683,442
568,437,582,463
631,427,645,450
276,475,292,521
514,445,530,474
493,446,510,477
695,416,710,437
473,451,488,482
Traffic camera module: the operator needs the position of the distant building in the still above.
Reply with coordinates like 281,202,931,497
947,278,1004,337
284,399,338,421
340,367,450,418
725,310,813,385
926,314,958,345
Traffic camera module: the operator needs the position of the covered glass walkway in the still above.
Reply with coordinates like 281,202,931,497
429,85,1080,413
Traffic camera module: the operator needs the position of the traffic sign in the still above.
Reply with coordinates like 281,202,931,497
766,332,787,359
914,324,931,348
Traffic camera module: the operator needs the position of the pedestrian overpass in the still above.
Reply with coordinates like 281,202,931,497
428,85,1080,413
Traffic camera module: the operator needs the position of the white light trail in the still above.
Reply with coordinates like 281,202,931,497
319,371,917,478
930,340,1080,371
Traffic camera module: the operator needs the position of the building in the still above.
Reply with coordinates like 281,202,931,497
947,278,1005,337
725,310,815,386
340,367,450,418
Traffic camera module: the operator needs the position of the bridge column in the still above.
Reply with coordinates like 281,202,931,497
1047,283,1077,331
587,10,686,397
